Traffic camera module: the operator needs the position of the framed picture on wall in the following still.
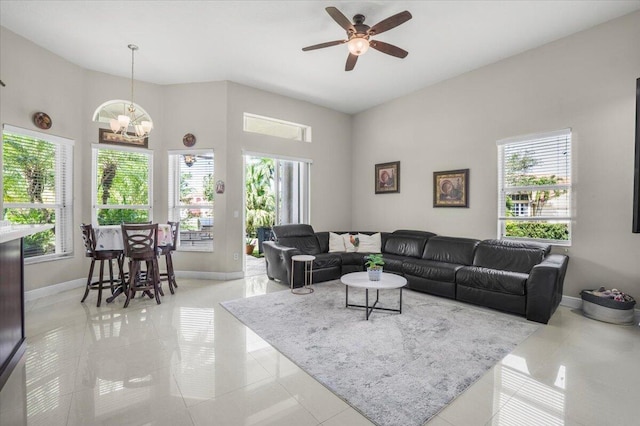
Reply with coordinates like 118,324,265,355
433,169,469,207
375,161,400,194
99,128,149,148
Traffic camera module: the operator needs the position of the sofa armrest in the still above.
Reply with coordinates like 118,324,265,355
526,254,569,323
262,241,301,284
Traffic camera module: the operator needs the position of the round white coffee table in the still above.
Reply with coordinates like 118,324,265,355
290,254,315,295
340,271,407,320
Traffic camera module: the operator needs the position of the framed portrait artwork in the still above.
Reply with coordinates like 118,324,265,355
99,128,149,148
375,161,400,194
433,169,469,207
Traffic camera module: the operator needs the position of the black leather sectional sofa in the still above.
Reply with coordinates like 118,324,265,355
262,224,569,324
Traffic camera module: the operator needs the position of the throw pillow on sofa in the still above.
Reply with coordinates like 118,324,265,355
357,233,381,253
343,233,359,252
329,232,346,252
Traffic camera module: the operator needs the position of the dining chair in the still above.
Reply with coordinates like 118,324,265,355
121,223,162,307
159,221,179,294
80,223,124,307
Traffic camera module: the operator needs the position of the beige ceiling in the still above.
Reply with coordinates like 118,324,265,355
1,1,639,114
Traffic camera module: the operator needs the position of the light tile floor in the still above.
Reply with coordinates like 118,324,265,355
1,276,638,426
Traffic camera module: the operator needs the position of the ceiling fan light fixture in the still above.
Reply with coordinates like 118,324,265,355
347,37,369,56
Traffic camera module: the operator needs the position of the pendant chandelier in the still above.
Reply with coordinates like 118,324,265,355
94,44,153,141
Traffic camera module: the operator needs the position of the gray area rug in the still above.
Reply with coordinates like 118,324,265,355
221,281,539,426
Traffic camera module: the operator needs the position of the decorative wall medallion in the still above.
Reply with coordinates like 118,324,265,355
183,133,196,147
33,112,52,130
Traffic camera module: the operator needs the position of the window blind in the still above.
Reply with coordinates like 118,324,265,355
168,150,214,252
2,125,74,259
497,129,572,244
92,145,152,225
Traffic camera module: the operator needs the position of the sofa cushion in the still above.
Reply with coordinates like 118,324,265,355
329,232,346,252
273,224,321,255
473,239,550,273
340,252,368,266
312,253,342,269
402,259,464,283
383,235,427,258
357,233,381,253
380,253,406,273
456,266,528,296
423,236,479,265
343,233,359,252
392,230,437,240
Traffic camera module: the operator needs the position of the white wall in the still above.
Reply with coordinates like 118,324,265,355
1,27,86,291
351,11,640,298
0,26,352,289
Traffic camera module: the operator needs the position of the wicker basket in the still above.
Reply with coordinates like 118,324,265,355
580,290,636,325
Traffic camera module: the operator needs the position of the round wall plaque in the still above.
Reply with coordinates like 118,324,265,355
33,112,52,130
183,133,196,147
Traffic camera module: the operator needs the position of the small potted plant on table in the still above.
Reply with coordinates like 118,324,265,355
365,254,385,281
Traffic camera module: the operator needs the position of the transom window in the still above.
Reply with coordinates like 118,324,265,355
243,113,312,142
168,150,214,252
497,129,572,245
92,145,153,225
2,125,74,260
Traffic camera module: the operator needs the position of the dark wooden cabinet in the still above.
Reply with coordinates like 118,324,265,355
0,237,26,390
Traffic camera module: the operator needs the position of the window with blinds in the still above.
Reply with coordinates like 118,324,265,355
497,129,572,245
92,145,152,225
168,150,214,252
2,125,74,260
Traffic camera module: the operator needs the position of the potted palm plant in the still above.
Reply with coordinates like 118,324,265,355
245,234,256,255
365,254,385,281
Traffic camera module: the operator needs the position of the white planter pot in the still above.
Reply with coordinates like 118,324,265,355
367,268,382,281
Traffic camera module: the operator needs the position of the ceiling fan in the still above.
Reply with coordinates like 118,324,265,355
302,6,412,71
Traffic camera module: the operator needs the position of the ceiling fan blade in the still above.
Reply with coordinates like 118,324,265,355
345,53,358,71
302,40,347,51
326,6,356,33
370,40,408,58
369,10,412,35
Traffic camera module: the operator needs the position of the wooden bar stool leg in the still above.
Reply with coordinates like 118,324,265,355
166,252,176,294
81,259,96,303
97,260,105,307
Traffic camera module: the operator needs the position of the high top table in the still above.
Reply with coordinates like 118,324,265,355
340,271,407,320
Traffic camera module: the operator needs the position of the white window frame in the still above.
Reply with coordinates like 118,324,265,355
168,149,214,252
2,124,74,263
497,129,572,245
243,112,312,142
91,144,153,225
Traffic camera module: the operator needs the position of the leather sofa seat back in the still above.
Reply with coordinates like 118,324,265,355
473,239,551,274
383,235,427,259
392,230,437,240
423,236,479,265
272,224,321,255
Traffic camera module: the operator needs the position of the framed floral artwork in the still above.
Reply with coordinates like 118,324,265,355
433,169,469,207
375,161,400,194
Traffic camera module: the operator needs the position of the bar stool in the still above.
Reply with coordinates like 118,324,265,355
121,223,162,308
80,224,124,307
159,221,179,294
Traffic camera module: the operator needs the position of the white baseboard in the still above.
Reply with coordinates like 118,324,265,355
561,295,640,324
25,271,246,302
25,278,85,302
175,271,244,281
